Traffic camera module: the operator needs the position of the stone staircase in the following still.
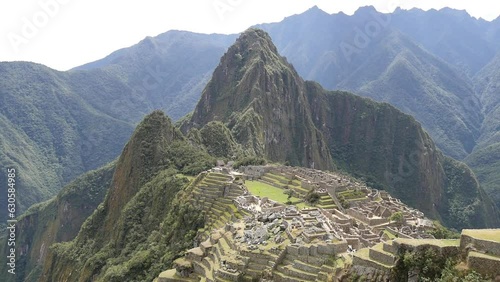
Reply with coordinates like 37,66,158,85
325,185,345,213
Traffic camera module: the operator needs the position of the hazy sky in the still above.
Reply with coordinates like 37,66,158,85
1,0,499,71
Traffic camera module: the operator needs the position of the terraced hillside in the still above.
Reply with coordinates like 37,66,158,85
157,220,349,282
186,171,250,240
156,164,498,281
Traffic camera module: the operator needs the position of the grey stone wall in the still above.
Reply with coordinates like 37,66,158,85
467,253,500,278
352,255,392,272
460,234,500,257
369,248,395,266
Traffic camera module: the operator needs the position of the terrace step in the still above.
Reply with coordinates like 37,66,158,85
383,240,397,254
193,260,214,280
272,271,305,282
264,173,291,184
240,275,253,282
291,259,322,273
245,268,264,278
317,204,337,210
218,198,234,205
276,263,317,281
259,178,287,189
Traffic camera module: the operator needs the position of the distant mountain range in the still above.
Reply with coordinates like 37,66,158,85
1,6,500,224
7,28,498,282
0,32,234,221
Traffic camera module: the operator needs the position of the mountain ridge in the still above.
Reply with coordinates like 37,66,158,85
7,27,500,281
0,62,135,222
183,28,499,229
39,111,214,281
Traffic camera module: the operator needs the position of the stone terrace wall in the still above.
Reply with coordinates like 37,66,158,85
460,234,500,257
286,241,348,258
239,166,271,179
352,254,392,272
467,252,500,278
346,208,384,225
369,248,395,266
393,240,460,258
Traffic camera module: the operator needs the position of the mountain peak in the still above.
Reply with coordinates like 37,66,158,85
187,28,300,126
303,5,329,16
354,5,378,16
102,110,183,232
233,28,280,58
238,28,269,41
437,7,472,18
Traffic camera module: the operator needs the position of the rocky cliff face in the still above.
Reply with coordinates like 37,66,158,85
186,29,334,170
0,164,115,282
184,28,499,229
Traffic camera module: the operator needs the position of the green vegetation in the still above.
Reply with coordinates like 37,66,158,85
46,171,205,282
394,248,450,281
338,190,366,200
180,28,499,229
0,62,135,222
245,180,304,206
462,229,500,243
469,54,500,211
9,22,500,282
383,230,397,239
395,238,460,248
394,248,491,282
390,212,405,226
36,112,216,282
466,143,500,210
199,121,242,158
439,262,492,282
338,195,350,209
304,191,321,205
428,221,460,239
441,157,498,229
0,162,116,282
0,32,235,223
233,156,267,169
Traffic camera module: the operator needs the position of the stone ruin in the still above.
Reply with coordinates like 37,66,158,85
156,165,453,282
237,165,435,247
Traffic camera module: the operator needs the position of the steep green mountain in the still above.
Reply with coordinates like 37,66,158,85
0,62,134,222
184,29,334,170
183,28,499,229
76,30,236,120
257,7,482,160
39,111,214,282
253,6,500,210
0,31,233,222
0,163,115,282
466,52,500,206
339,30,481,160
